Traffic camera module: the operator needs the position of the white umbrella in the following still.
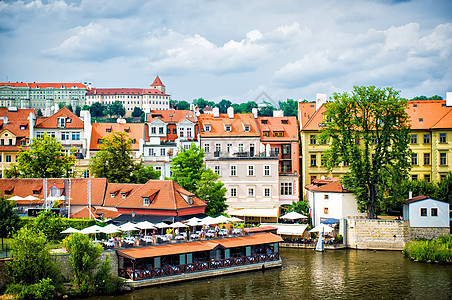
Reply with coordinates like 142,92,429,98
170,221,188,228
119,222,139,232
136,221,156,230
280,211,308,220
61,227,80,234
185,220,202,226
228,216,244,223
154,222,172,229
212,215,230,224
8,195,24,201
99,224,120,234
201,216,216,225
80,225,102,234
23,195,40,201
309,224,334,233
186,217,202,222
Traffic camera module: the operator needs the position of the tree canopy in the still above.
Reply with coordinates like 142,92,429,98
89,131,159,183
193,98,215,113
171,145,227,216
0,195,20,247
5,133,76,178
216,99,232,114
320,86,412,219
279,99,298,117
89,102,106,118
106,101,125,118
131,106,144,118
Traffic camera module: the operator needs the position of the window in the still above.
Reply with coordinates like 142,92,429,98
143,197,150,206
149,148,154,156
205,125,211,132
61,132,70,141
264,188,270,197
204,143,210,153
230,165,237,176
167,128,171,134
121,193,127,199
423,134,430,144
425,174,431,182
411,153,418,165
263,131,269,137
58,117,66,128
273,131,284,137
248,188,254,197
5,155,11,162
173,128,177,134
159,127,164,134
83,170,90,178
215,143,221,152
72,132,80,140
420,208,427,217
160,148,165,156
439,133,447,143
151,127,156,134
310,154,317,166
214,165,220,175
264,165,270,176
412,174,418,180
110,193,115,198
424,153,430,165
248,165,254,176
324,195,329,200
280,182,292,196
440,153,447,165
431,208,438,217
324,207,329,215
225,125,231,132
230,188,237,197
410,134,417,144
227,143,232,153
244,126,250,132
187,128,192,137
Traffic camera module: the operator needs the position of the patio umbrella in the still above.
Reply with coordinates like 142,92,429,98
280,211,308,220
23,195,40,201
212,215,230,224
185,220,202,226
201,216,216,225
321,218,340,225
186,217,202,222
61,227,80,234
309,224,334,233
136,221,156,230
154,222,172,229
8,195,24,201
119,222,139,232
228,216,244,223
170,221,188,228
99,224,120,234
80,225,103,241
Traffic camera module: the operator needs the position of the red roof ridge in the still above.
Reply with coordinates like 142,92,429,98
151,76,165,87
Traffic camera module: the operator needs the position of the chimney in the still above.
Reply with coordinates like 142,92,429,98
408,191,412,199
2,116,8,125
28,112,35,141
273,110,284,117
227,107,234,119
252,108,258,119
213,107,220,118
316,93,327,110
446,92,452,107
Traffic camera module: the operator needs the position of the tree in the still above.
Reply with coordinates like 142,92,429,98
89,132,138,183
107,101,125,118
175,100,191,110
63,233,103,293
75,105,81,117
216,99,232,114
133,165,161,184
36,108,43,117
435,172,452,202
32,209,66,241
90,102,106,118
5,133,76,178
320,86,412,219
286,199,311,225
66,104,73,112
171,145,227,216
82,104,90,111
131,106,144,118
279,99,298,117
193,98,215,112
196,169,228,217
6,227,60,286
258,106,275,117
0,195,20,249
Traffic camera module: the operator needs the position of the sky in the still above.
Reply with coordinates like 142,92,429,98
0,0,451,104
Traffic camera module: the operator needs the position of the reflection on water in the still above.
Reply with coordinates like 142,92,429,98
85,248,452,300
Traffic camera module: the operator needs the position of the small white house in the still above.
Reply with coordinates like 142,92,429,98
403,195,450,228
305,179,366,227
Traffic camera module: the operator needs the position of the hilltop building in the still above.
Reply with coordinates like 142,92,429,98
86,76,170,116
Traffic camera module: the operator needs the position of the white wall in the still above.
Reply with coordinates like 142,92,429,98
407,199,449,228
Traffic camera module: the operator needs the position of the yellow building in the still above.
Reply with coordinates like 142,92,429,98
299,99,452,191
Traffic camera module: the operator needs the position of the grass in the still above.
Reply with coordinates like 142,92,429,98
403,235,452,263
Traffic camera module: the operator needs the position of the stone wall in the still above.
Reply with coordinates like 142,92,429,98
409,227,450,240
344,219,410,250
0,258,9,291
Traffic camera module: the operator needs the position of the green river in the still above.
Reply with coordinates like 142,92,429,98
86,248,452,300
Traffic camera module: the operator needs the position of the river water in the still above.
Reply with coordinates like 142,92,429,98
88,248,452,300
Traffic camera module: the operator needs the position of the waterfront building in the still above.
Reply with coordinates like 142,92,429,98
199,107,280,222
85,76,170,116
403,195,450,234
141,109,199,178
0,82,88,115
0,107,35,178
305,178,366,226
299,95,452,190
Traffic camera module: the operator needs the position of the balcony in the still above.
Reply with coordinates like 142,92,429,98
206,151,279,160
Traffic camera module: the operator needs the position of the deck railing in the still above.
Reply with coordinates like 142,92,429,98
119,252,280,281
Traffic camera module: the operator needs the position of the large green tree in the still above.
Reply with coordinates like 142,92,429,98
131,106,144,118
279,99,298,117
320,86,412,219
193,98,215,112
107,101,126,118
216,99,232,114
0,195,20,249
171,145,227,216
89,132,159,183
5,133,76,178
89,102,106,118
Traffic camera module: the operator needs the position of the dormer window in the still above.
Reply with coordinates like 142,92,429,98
205,125,211,132
124,128,130,133
121,193,127,198
281,120,288,124
110,193,115,198
20,125,26,130
244,126,250,132
188,196,193,205
143,197,150,206
263,131,269,137
58,117,66,128
225,125,231,132
106,128,111,133
261,120,268,124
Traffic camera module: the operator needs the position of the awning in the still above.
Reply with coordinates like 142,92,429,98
276,224,308,236
230,208,279,218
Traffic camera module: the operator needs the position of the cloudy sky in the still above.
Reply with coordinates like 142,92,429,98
0,0,451,103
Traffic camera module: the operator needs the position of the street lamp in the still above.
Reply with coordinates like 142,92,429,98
132,210,135,223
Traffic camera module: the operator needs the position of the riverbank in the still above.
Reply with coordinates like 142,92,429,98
280,242,346,250
403,235,452,263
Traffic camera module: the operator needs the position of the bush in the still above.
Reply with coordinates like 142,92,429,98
403,235,452,263
336,234,343,243
6,277,56,300
94,255,124,295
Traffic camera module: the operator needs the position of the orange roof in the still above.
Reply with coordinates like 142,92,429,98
147,110,196,123
0,82,28,87
305,179,350,193
115,180,206,211
35,108,84,129
0,108,34,147
27,83,87,89
302,100,452,131
198,113,260,137
103,183,143,207
117,232,282,259
298,102,317,128
70,206,100,219
90,123,145,150
256,116,298,141
150,75,165,87
94,207,119,219
86,88,168,96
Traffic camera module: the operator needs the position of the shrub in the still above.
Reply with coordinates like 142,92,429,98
403,235,452,263
94,255,124,295
336,234,343,243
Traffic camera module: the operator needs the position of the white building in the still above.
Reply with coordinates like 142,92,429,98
403,195,450,228
305,178,366,226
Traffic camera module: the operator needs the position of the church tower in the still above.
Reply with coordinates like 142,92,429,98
150,75,166,93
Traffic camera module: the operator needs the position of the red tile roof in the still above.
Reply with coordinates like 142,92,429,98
150,76,165,87
0,108,34,151
0,82,28,87
35,108,84,129
298,102,317,128
198,113,260,137
0,82,87,89
305,179,350,193
90,123,145,150
256,116,298,141
71,206,100,219
147,110,196,123
86,88,168,96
